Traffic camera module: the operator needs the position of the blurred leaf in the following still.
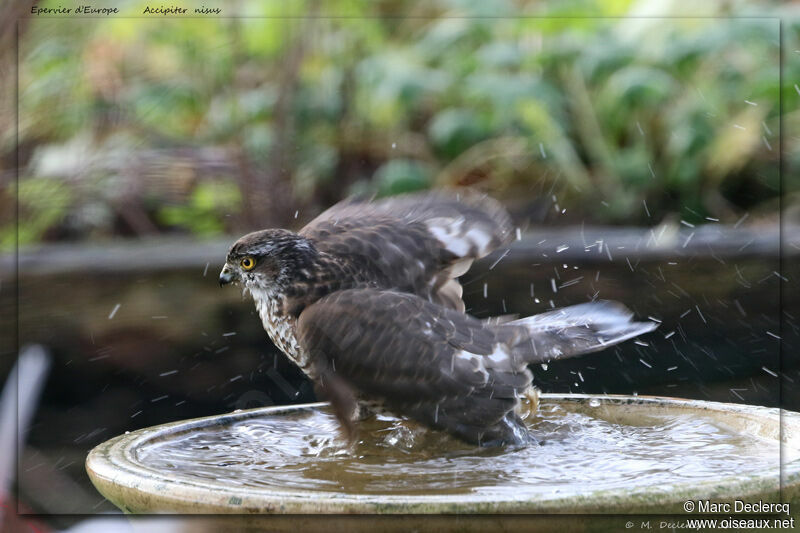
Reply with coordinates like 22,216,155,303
476,42,522,69
13,4,790,241
157,181,241,236
428,108,488,158
132,83,205,137
9,178,73,247
601,66,676,108
705,107,766,181
357,51,451,125
294,142,340,200
374,159,432,196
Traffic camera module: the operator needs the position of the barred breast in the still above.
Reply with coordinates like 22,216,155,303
252,292,314,376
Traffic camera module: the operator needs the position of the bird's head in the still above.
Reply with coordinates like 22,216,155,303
219,229,318,296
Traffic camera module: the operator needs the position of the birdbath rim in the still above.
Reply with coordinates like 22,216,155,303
86,393,800,514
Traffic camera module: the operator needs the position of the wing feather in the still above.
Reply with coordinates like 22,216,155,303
507,301,659,363
296,288,532,445
297,290,657,446
299,190,513,312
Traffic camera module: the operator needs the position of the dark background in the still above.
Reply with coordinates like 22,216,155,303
4,222,795,516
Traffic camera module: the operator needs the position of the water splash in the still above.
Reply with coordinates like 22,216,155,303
134,404,780,497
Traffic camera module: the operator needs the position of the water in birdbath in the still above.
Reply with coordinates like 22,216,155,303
133,401,780,498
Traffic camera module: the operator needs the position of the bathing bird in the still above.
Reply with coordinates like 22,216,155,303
219,190,656,446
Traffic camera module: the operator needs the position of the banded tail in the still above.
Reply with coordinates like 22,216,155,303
508,300,658,364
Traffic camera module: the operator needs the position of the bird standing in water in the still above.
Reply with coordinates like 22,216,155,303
219,191,656,446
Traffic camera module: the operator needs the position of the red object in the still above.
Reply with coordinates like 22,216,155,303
0,498,49,533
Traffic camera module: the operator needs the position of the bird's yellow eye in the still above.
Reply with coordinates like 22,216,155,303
240,256,256,270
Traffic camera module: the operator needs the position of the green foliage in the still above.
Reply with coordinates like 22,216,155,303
374,159,433,196
428,108,488,158
157,182,241,236
7,1,795,245
2,178,73,249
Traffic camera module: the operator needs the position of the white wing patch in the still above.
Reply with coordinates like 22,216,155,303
452,345,531,390
486,344,511,366
422,207,508,312
464,227,492,255
453,350,490,384
426,216,496,259
427,217,469,256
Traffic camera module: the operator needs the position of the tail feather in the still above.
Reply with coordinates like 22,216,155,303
508,301,657,364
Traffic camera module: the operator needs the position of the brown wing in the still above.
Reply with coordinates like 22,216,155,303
296,290,657,445
296,288,534,446
299,190,513,312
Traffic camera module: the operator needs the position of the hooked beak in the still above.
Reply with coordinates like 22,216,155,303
219,264,238,286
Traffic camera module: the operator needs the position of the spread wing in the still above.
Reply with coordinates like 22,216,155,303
296,289,658,446
296,288,534,446
299,190,513,312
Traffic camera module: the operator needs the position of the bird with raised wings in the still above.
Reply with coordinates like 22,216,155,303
219,191,656,446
